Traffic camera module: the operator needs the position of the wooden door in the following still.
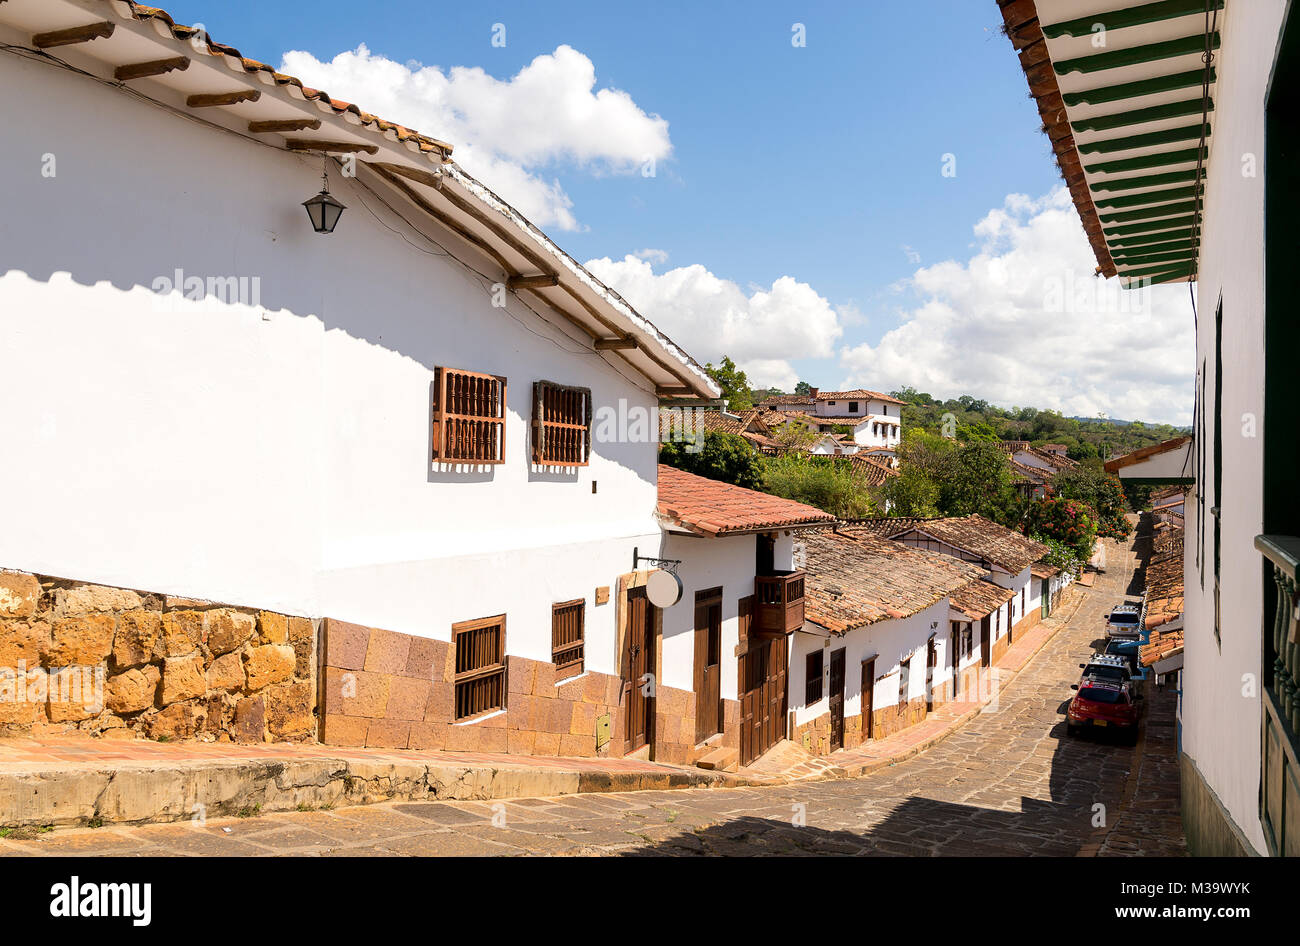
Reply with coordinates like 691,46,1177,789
951,627,961,701
980,615,991,668
739,628,789,766
925,638,936,713
624,586,655,752
828,647,846,751
861,658,875,742
694,589,722,743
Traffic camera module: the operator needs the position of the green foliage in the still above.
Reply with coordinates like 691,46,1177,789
1035,536,1087,576
879,463,941,517
659,431,765,490
705,356,752,411
1023,495,1097,564
888,431,1020,527
763,454,880,519
794,381,812,395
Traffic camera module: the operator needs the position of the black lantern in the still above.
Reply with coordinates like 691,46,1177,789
303,161,345,234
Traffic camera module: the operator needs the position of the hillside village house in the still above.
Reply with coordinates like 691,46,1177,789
655,467,834,767
792,529,1012,754
757,389,906,449
0,0,859,765
998,0,1298,854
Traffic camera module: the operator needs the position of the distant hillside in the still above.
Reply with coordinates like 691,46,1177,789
890,388,1187,462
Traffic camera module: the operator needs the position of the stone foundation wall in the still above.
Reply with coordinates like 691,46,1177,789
0,569,316,742
319,618,625,757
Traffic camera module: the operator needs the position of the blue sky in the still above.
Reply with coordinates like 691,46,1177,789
156,0,1194,423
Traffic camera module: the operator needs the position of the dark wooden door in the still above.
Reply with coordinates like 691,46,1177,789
828,647,846,751
739,619,788,766
925,638,936,713
980,614,991,668
694,589,722,743
625,586,655,752
951,627,961,701
861,658,875,742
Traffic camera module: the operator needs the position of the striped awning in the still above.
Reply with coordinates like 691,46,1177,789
999,0,1224,287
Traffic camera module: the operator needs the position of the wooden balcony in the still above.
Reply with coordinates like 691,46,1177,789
1257,534,1300,856
754,571,805,636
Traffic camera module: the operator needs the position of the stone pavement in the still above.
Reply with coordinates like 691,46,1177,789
0,533,1187,855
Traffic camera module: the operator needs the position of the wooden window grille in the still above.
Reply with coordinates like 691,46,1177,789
531,380,591,466
899,656,911,704
805,650,824,705
452,614,506,721
432,366,507,464
551,599,585,680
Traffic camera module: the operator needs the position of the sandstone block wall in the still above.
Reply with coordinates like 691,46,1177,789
0,569,316,742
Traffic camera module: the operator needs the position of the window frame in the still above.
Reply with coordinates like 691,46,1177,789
551,599,585,681
451,614,507,722
432,366,508,465
805,650,824,705
531,379,592,467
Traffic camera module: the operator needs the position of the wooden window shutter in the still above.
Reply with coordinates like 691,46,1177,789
432,366,507,464
551,599,585,680
531,380,592,466
805,650,823,705
452,614,507,721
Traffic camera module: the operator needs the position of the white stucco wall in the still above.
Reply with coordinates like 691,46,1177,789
790,599,951,726
1179,0,1287,855
0,45,668,678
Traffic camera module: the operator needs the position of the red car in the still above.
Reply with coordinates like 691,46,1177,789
1066,680,1139,743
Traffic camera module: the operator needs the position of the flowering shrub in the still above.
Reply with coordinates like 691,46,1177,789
1022,495,1098,565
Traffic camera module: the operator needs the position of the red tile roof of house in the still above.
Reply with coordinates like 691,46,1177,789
801,530,987,633
949,577,1016,620
656,465,835,536
847,454,900,488
814,389,907,406
1143,526,1184,631
1140,628,1184,668
1030,562,1061,580
894,514,1049,575
838,517,931,538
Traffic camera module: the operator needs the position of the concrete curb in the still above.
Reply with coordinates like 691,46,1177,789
0,756,757,830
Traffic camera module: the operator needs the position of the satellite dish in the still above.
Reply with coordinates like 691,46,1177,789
646,570,683,608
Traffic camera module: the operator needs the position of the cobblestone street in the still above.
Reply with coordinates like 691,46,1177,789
2,535,1185,857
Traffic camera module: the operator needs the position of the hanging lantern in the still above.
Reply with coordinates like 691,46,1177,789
303,161,345,233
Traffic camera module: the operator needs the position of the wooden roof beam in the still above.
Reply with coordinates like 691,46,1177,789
285,139,379,155
594,337,637,351
507,274,559,290
33,21,114,48
248,118,322,133
114,56,190,82
187,89,261,108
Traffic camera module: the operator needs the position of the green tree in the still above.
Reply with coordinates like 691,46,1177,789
659,431,764,490
704,356,752,411
1051,466,1132,539
794,381,812,396
1023,495,1097,565
937,442,1020,526
763,454,879,519
879,465,941,517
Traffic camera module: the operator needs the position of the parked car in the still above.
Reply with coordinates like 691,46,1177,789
1104,604,1143,640
1079,653,1144,693
1067,680,1140,742
1101,638,1148,681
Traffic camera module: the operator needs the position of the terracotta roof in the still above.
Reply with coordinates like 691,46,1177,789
895,514,1050,574
801,531,987,633
950,578,1016,620
1143,527,1184,631
656,465,835,536
1104,437,1193,474
1150,484,1190,505
1009,457,1051,484
847,454,900,488
1140,628,1184,668
838,517,931,538
658,408,769,441
1152,495,1185,511
814,389,907,406
757,394,815,408
1031,562,1061,579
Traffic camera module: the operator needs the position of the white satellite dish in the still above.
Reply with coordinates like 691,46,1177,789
646,570,683,608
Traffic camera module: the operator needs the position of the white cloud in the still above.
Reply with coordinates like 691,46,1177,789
631,248,669,264
583,255,843,389
279,44,672,230
838,188,1195,425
